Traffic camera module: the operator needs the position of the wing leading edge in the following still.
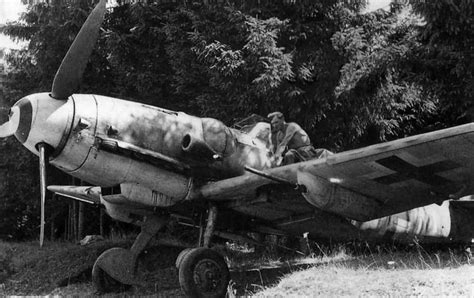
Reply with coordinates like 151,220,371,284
200,122,474,221
48,185,101,204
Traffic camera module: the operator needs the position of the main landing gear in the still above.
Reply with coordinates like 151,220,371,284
92,215,167,292
91,205,230,297
176,204,230,298
177,247,230,297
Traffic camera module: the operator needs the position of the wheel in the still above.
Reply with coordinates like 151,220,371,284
178,247,230,298
176,248,193,269
92,262,131,293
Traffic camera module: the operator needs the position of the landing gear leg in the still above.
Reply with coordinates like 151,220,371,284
177,204,230,298
203,204,217,248
92,215,167,293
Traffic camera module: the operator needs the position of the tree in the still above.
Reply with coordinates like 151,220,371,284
330,6,438,148
409,0,474,125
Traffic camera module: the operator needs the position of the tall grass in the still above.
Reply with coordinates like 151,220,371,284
226,239,473,296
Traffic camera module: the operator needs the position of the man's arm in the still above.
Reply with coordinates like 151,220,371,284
274,123,301,164
271,124,301,166
274,123,299,157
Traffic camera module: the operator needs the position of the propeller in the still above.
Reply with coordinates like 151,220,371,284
0,0,107,246
38,143,49,247
0,0,106,246
39,0,106,246
51,0,107,99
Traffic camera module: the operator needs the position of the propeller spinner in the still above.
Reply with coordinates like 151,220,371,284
0,0,107,246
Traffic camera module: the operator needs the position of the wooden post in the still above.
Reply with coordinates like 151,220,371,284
99,208,104,236
50,219,55,241
78,202,84,240
49,193,55,241
78,180,85,240
72,201,77,241
64,217,68,240
67,203,72,240
68,176,74,241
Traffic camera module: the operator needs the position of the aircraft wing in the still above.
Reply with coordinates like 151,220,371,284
48,185,101,204
200,122,474,222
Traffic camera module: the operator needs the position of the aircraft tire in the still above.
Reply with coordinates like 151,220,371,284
91,262,131,293
178,247,230,298
175,248,193,269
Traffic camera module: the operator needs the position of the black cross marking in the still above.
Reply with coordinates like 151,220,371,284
373,156,459,186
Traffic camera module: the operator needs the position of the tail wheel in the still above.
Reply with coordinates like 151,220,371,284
178,247,230,298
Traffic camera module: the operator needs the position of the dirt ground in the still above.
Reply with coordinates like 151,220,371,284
0,240,187,296
49,245,187,297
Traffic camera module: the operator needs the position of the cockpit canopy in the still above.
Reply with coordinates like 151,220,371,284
233,114,271,148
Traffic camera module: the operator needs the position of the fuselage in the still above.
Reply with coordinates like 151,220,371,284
14,92,272,203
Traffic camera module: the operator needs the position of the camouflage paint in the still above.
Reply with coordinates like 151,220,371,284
17,93,273,207
297,170,382,221
352,201,451,239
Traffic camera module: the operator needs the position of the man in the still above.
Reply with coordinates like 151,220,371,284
267,111,332,166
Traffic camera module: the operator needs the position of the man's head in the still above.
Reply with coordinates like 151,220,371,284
267,111,285,132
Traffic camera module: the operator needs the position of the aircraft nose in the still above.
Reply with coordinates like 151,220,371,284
13,97,33,143
12,93,74,156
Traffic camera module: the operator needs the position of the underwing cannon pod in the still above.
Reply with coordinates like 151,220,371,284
181,118,236,162
297,171,380,221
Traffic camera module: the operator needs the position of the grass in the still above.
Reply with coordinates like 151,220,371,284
0,236,472,296
256,264,473,296
252,241,474,296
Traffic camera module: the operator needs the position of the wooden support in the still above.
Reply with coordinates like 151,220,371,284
72,200,77,241
50,219,55,241
64,217,68,241
78,178,84,240
99,208,104,236
67,203,72,240
78,201,84,240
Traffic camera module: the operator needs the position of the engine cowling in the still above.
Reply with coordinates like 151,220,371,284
182,134,219,161
181,117,235,161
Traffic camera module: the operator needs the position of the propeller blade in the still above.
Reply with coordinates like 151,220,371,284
51,0,107,99
38,143,49,247
0,106,20,138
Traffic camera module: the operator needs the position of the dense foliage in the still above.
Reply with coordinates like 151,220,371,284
0,0,472,240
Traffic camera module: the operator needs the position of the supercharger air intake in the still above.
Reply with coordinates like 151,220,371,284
181,117,236,162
